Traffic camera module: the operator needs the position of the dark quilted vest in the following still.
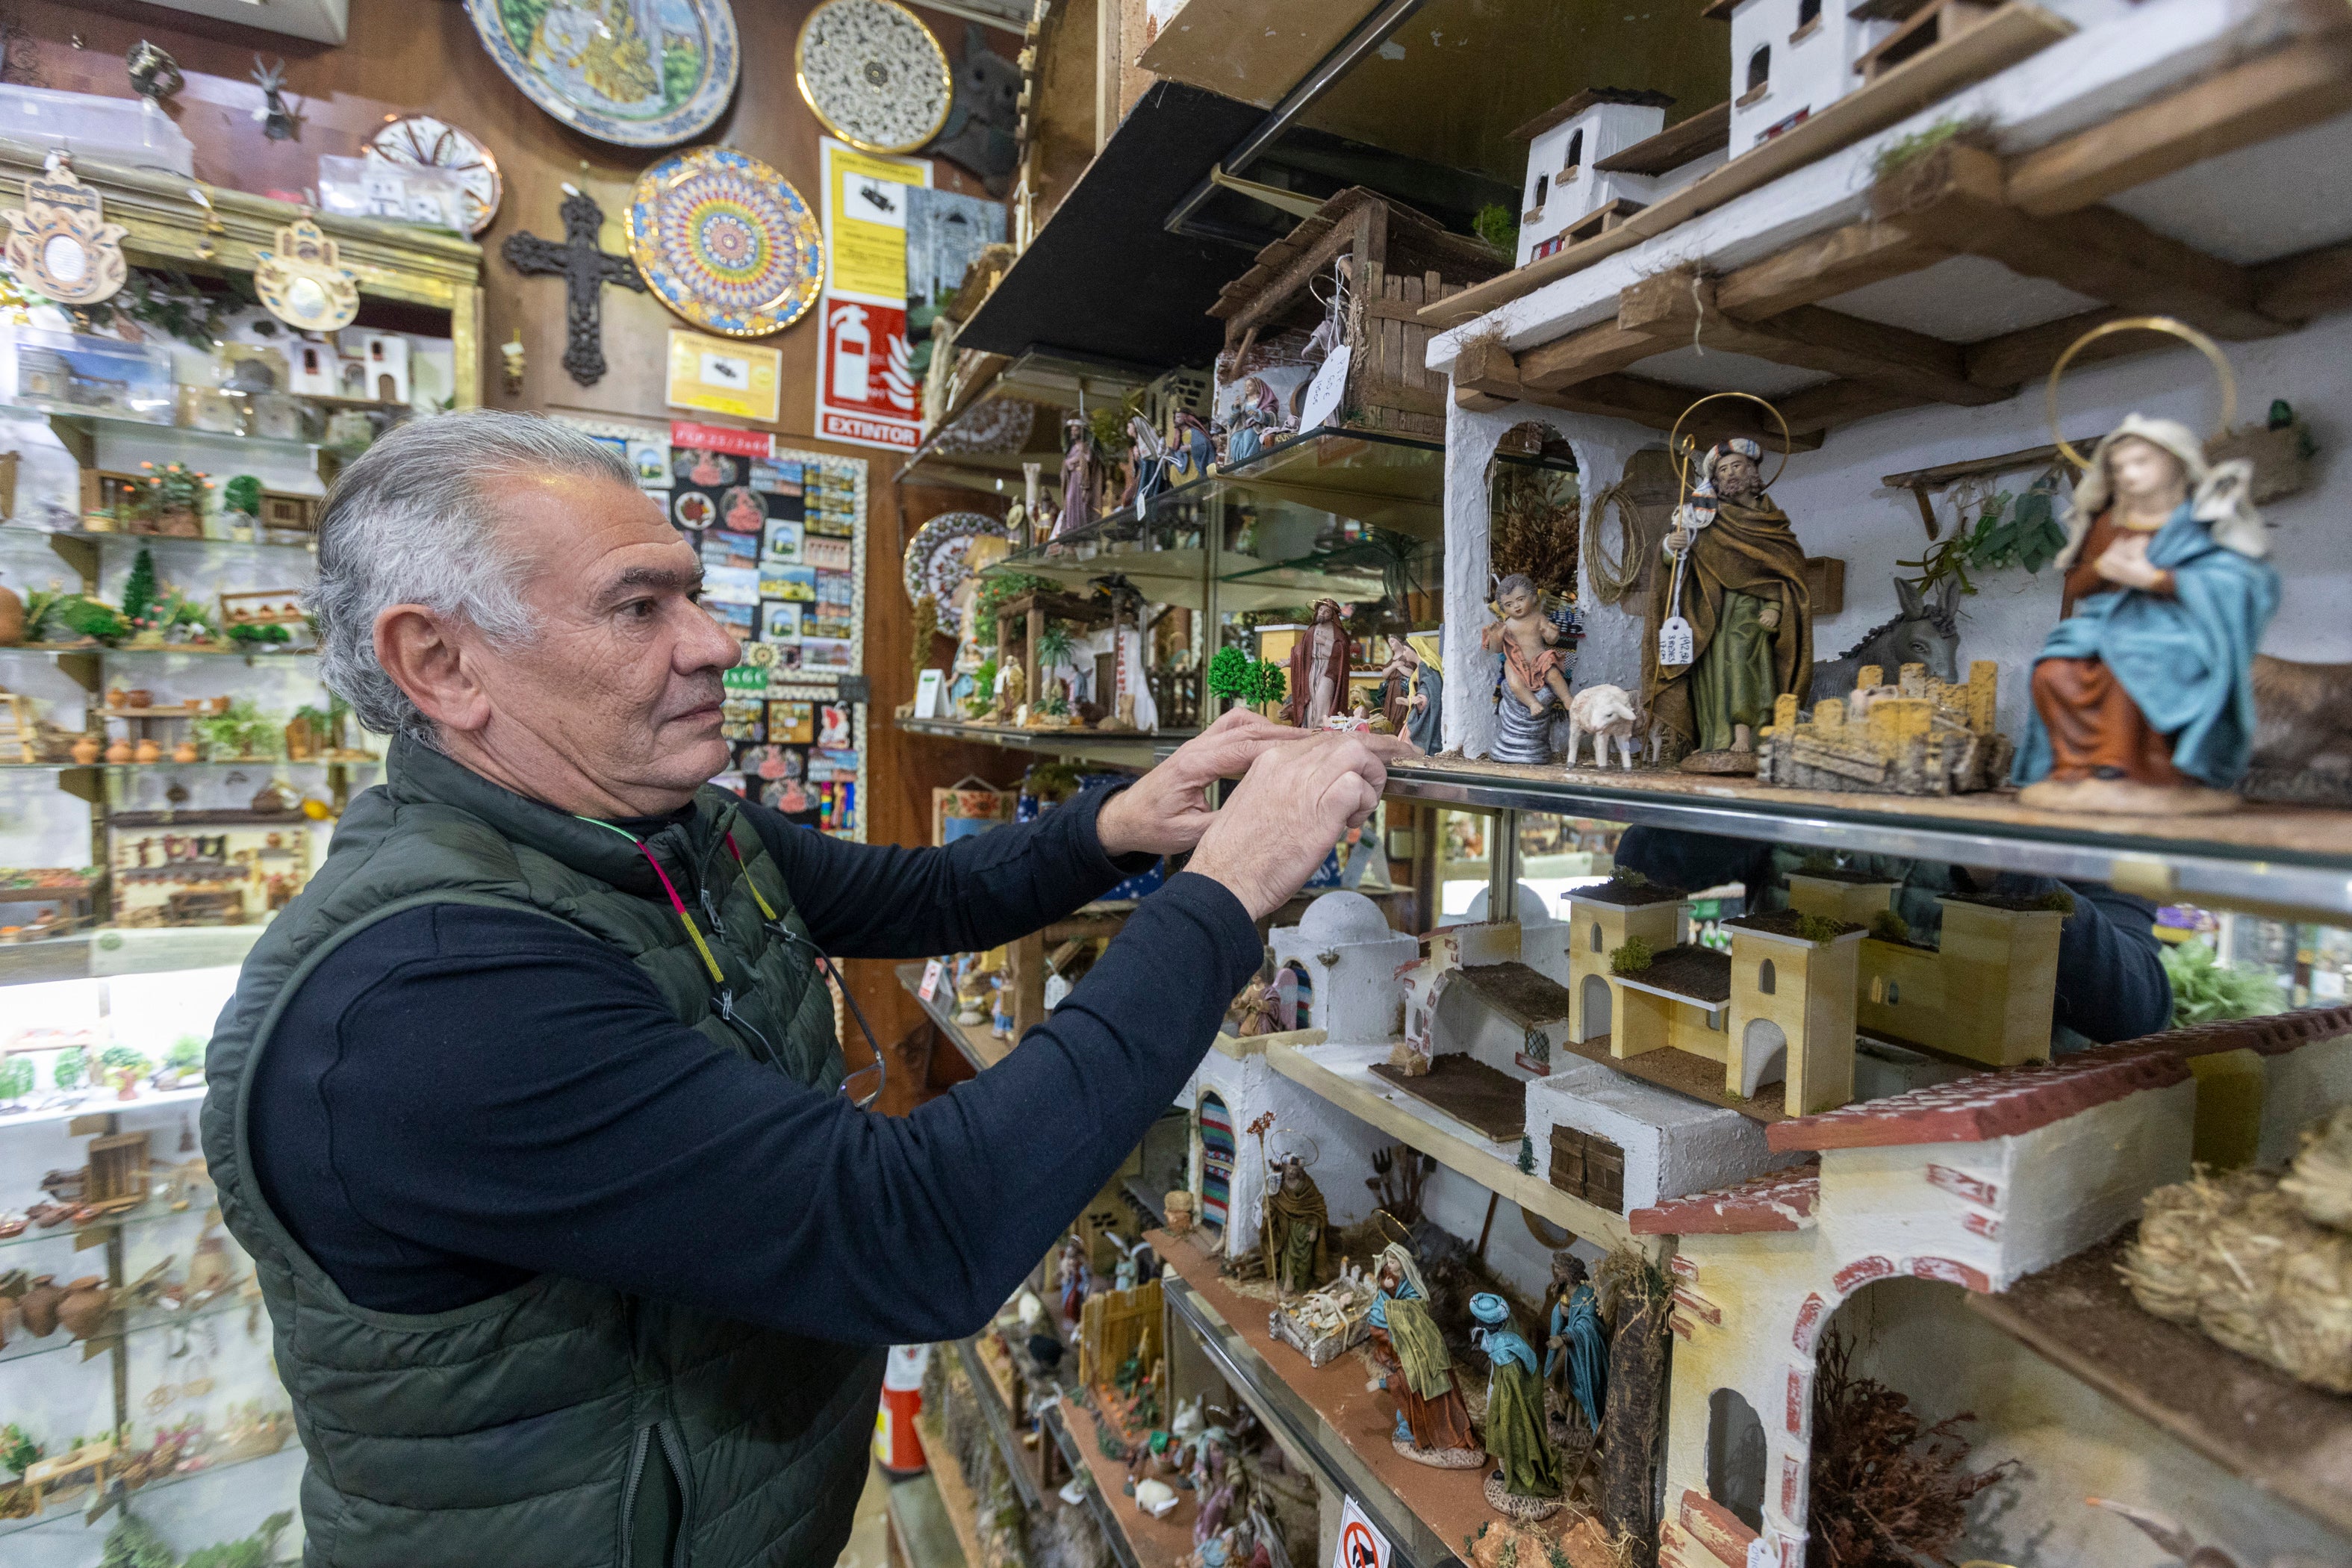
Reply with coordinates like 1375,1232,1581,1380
202,737,884,1567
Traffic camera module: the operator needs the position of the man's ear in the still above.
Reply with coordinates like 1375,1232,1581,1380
376,604,493,735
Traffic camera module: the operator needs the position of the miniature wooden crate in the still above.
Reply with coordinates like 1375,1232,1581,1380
1209,189,1508,440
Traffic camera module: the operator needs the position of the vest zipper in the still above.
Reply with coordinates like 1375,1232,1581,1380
657,1419,696,1568
617,1426,653,1568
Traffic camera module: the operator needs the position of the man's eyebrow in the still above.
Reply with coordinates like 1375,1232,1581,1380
593,565,703,607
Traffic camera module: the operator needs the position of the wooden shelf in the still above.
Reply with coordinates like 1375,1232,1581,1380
897,960,1013,1071
913,1410,987,1568
1968,1233,2352,1540
1055,1394,1195,1568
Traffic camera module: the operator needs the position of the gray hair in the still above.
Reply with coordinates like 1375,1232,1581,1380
309,410,638,744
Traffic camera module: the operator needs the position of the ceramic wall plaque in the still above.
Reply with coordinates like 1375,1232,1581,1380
253,217,361,333
627,146,825,337
464,0,740,149
900,510,1007,636
367,114,504,236
4,155,128,306
795,0,953,155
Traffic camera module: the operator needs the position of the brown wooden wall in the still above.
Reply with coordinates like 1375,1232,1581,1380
34,0,1030,1103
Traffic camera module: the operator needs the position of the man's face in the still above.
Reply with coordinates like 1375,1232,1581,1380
1713,451,1761,503
470,470,740,801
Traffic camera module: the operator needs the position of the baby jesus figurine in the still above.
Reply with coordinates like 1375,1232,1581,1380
1481,573,1574,718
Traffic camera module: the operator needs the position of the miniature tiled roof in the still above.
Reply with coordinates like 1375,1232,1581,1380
1766,1039,2191,1151
1631,1164,1818,1234
2138,1003,2352,1058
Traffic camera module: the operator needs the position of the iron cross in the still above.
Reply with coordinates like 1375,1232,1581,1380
500,187,645,387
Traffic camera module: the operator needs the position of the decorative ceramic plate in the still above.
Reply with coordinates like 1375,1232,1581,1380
626,146,825,337
794,0,952,155
367,115,504,236
674,491,718,529
933,398,1036,456
463,0,739,149
901,511,1008,635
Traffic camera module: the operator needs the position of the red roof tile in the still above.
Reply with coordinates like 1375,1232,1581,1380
1766,1040,2189,1151
1631,1165,1818,1234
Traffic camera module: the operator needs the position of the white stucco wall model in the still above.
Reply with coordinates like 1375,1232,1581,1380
1179,1042,1396,1259
1269,890,1419,1045
1525,1060,1800,1213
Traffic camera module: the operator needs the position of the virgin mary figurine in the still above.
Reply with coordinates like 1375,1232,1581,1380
1643,438,1811,771
2014,416,2274,814
1366,1243,1483,1468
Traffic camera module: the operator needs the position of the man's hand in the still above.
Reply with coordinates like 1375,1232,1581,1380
1095,708,1393,859
1187,730,1401,919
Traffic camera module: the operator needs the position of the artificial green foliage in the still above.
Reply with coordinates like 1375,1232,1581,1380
39,593,131,645
224,620,290,648
2032,889,2076,915
2160,939,2285,1027
1869,909,1912,944
1899,484,2068,597
1035,619,1074,671
222,474,263,517
0,1055,31,1100
1471,203,1517,255
1615,869,1651,888
53,1045,86,1091
99,1044,152,1082
0,1422,40,1474
1249,659,1287,707
971,572,1055,646
181,1512,296,1568
1796,913,1846,943
120,548,160,629
192,699,279,761
167,1036,207,1075
1516,1135,1534,1174
99,1511,178,1568
1869,115,1991,181
1610,937,1655,975
1205,644,1255,704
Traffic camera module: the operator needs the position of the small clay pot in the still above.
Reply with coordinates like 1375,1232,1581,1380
106,687,128,709
125,689,152,709
172,740,199,763
105,737,133,765
57,1275,110,1339
0,578,22,646
134,738,162,765
19,1274,63,1337
72,734,102,765
208,695,232,715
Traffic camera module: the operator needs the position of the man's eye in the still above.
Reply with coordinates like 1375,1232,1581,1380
623,600,657,618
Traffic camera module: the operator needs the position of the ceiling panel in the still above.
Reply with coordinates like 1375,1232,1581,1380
1823,255,2103,343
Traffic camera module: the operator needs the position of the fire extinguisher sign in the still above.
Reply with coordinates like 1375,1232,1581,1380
817,138,931,452
1331,1496,1390,1568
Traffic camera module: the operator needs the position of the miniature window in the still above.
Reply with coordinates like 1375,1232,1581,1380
1590,922,1604,953
1886,980,1901,1005
1706,1389,1767,1531
1758,957,1776,995
1564,130,1584,172
1531,172,1549,212
1793,0,1821,34
1747,46,1771,95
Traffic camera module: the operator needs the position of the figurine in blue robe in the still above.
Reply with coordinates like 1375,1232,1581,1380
1543,1253,1608,1439
1470,1292,1563,1504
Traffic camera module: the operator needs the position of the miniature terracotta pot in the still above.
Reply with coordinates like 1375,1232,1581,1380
57,1275,111,1339
106,687,128,709
105,738,134,765
19,1275,63,1337
125,689,152,709
72,734,102,765
208,695,231,715
134,738,162,765
0,579,22,646
172,740,199,763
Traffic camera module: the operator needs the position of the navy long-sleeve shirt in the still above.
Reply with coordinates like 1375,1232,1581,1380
248,784,1262,1343
1613,826,2172,1047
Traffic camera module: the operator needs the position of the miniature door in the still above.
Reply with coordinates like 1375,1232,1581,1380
288,338,341,397
362,334,411,403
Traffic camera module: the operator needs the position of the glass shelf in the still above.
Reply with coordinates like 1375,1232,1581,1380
0,1281,252,1370
0,523,317,556
0,1428,298,1541
0,644,315,661
0,924,267,988
892,715,1186,765
0,1188,217,1257
0,759,374,773
0,399,379,462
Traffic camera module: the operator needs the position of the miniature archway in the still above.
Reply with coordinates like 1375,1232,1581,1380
1742,1018,1788,1098
1196,1092,1235,1229
1748,46,1771,94
1565,128,1584,170
1280,960,1313,1030
1580,973,1612,1043
1758,957,1778,995
1706,1387,1767,1532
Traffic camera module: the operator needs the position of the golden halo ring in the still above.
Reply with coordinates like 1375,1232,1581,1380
1667,391,1794,500
2045,314,2237,470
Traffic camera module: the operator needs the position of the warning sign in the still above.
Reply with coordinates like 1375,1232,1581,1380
815,138,930,452
1331,1496,1390,1568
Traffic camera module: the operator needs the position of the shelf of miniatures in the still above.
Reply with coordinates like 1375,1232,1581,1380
887,2,2352,1568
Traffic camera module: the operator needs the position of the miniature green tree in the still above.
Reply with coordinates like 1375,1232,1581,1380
119,547,159,628
1472,202,1517,255
98,1511,177,1568
99,1045,152,1083
1609,937,1654,975
0,1056,32,1101
1250,659,1287,709
1205,644,1255,709
2160,939,2286,1027
1796,913,1846,943
1868,909,1911,944
180,1511,295,1568
53,1045,87,1091
1516,1135,1534,1174
167,1036,207,1077
222,473,263,519
0,1422,40,1475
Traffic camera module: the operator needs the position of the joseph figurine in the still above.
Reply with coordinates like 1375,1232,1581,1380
1643,438,1811,770
1262,1156,1328,1294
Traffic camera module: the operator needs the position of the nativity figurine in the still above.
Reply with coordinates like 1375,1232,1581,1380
1543,1253,1608,1443
1366,1243,1483,1467
1057,1232,1090,1328
1645,438,1811,773
1262,1156,1328,1295
1284,599,1352,730
1482,573,1575,763
1059,415,1098,539
1167,411,1216,485
1379,634,1445,754
2014,416,2275,815
1470,1292,1564,1519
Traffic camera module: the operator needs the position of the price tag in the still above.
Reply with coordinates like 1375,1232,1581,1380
1330,1496,1390,1568
918,958,945,1002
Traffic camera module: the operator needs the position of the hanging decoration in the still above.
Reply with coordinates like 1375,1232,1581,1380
4,153,128,306
901,511,1009,636
252,216,361,332
795,0,953,155
503,187,647,387
463,0,741,149
626,146,825,338
367,115,504,237
250,57,299,141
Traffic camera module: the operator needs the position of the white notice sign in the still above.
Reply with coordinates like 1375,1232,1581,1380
1329,1496,1390,1568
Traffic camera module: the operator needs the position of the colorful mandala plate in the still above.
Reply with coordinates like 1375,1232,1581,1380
627,146,827,338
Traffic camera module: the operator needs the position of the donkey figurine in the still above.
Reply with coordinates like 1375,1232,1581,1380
1810,576,1961,702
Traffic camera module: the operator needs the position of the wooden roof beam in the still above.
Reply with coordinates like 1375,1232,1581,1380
1872,143,2286,340
2254,239,2352,324
1714,221,1949,318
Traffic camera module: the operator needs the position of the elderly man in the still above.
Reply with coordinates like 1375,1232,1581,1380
202,412,1407,1567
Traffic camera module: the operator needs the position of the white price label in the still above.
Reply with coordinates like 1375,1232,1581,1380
918,958,945,1002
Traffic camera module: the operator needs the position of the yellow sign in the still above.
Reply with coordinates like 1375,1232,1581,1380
821,139,930,303
665,329,783,423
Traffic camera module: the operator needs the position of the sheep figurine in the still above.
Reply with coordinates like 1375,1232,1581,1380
1566,684,1648,770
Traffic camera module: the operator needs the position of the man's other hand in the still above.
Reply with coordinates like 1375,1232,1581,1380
1187,730,1401,919
1095,709,1412,860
